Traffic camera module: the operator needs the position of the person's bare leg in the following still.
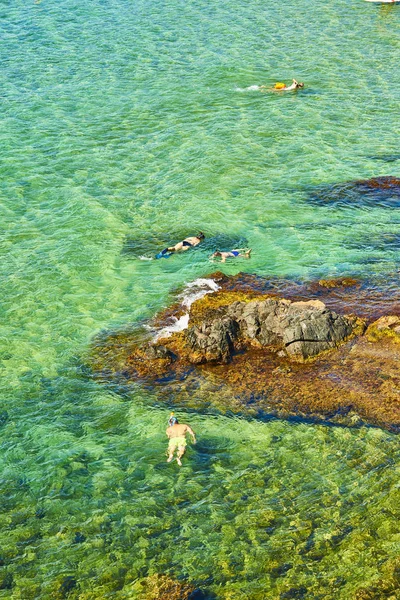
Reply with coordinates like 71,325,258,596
245,249,252,258
176,446,185,466
167,449,174,462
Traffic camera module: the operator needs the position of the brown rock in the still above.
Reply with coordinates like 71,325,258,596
125,344,175,378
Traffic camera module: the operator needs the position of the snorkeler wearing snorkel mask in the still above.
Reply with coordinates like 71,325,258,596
166,413,196,466
156,232,205,259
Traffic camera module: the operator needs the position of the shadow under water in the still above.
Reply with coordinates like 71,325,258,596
367,153,400,163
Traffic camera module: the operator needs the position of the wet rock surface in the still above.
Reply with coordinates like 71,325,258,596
227,297,357,359
186,316,239,364
183,296,359,362
88,273,400,432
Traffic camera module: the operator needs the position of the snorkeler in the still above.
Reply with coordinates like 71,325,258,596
211,249,252,263
166,413,196,466
261,79,304,92
156,232,205,259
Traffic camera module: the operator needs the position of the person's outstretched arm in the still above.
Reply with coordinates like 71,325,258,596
186,425,196,443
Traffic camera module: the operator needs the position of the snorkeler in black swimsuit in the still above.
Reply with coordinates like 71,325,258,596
156,232,205,259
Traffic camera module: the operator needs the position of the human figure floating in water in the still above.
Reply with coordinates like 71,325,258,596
211,248,252,263
156,232,205,259
261,79,304,92
166,413,196,466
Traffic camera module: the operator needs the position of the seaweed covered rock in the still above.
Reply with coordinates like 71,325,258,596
126,344,175,377
366,315,400,342
88,273,400,431
106,293,360,377
134,574,198,600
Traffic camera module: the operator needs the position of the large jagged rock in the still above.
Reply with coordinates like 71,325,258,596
182,296,360,363
185,316,239,364
227,298,357,359
90,288,363,377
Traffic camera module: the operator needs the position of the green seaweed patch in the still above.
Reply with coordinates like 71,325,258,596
317,277,360,290
189,290,268,323
354,556,400,599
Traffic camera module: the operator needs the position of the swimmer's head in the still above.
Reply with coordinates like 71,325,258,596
197,231,205,240
297,82,304,88
213,251,222,257
168,412,178,426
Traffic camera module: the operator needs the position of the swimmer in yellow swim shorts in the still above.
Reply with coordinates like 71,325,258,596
260,79,304,92
166,413,196,466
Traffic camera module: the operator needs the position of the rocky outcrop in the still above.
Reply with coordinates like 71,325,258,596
180,295,361,364
186,316,239,364
87,273,400,432
226,297,358,359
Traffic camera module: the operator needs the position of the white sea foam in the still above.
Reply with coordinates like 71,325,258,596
139,255,154,261
235,85,260,92
153,278,220,340
153,313,190,339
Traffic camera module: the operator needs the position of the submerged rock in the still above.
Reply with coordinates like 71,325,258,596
308,176,400,208
368,153,400,163
134,574,198,600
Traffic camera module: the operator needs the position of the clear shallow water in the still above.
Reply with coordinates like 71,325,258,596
1,0,400,597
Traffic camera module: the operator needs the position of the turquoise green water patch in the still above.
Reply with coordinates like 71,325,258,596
2,0,400,596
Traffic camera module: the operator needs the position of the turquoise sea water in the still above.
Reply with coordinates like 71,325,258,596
1,0,400,597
